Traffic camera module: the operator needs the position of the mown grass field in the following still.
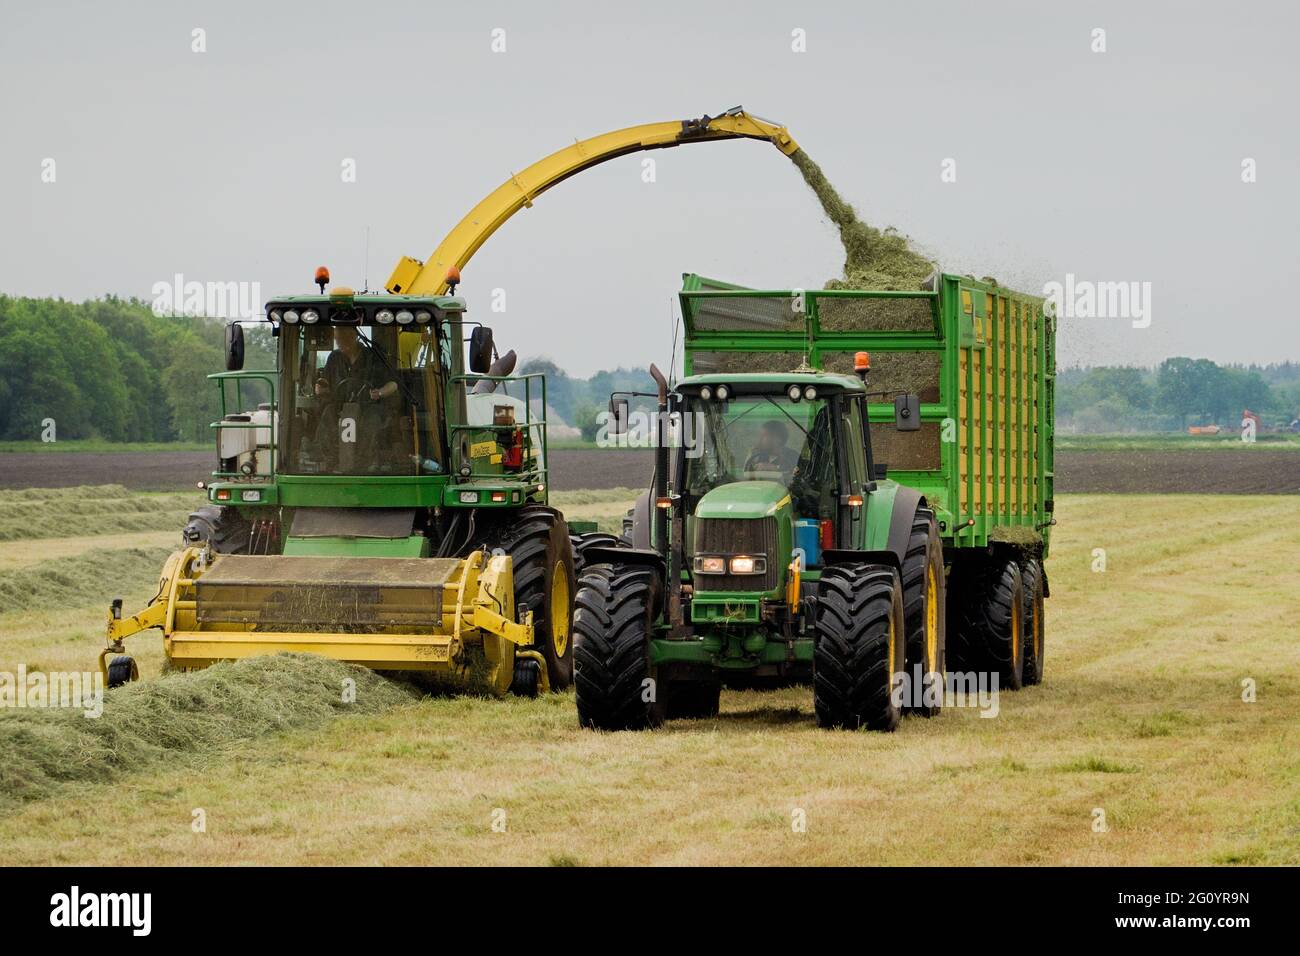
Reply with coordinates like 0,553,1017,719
0,487,1296,865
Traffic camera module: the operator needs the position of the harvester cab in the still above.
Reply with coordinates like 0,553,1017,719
103,275,576,699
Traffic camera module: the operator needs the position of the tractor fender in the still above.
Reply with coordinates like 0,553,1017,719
821,549,901,571
629,490,653,550
885,485,927,566
581,546,665,580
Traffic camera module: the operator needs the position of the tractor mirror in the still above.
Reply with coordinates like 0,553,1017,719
609,396,630,436
468,326,494,374
224,323,245,372
894,393,920,431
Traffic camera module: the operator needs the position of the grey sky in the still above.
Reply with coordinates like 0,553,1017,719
2,0,1296,376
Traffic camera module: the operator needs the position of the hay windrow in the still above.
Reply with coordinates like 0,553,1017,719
790,149,936,290
0,546,173,615
0,486,198,542
0,653,418,813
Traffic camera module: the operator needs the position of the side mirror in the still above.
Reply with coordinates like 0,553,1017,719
224,323,245,372
894,393,921,432
468,326,494,374
609,396,630,436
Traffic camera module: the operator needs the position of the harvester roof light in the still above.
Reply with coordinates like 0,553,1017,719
395,310,415,325
268,309,282,324
700,385,713,401
854,351,871,372
283,310,300,324
803,385,818,401
787,384,802,402
715,384,730,401
375,309,395,324
415,310,432,324
301,309,320,324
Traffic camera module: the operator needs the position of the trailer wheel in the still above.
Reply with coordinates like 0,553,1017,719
106,655,138,689
1020,558,1046,685
950,557,1025,690
574,564,663,730
813,563,905,731
901,508,946,717
486,507,576,691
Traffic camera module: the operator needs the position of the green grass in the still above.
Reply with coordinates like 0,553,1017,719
1057,433,1300,451
0,440,209,453
0,490,1296,865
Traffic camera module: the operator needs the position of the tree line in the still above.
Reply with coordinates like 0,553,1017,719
1057,358,1300,433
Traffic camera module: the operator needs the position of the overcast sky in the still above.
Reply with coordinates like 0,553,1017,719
2,0,1296,375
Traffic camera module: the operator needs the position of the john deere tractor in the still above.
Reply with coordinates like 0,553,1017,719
573,273,1053,731
102,277,575,698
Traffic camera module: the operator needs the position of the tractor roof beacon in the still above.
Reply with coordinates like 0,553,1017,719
573,273,1056,730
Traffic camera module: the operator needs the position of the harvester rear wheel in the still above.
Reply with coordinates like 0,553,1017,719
813,563,905,731
1020,558,1046,685
573,564,663,730
949,557,1025,690
106,655,138,688
901,508,946,717
485,507,576,692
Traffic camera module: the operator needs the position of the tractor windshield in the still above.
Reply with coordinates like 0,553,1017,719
684,392,839,517
280,323,450,476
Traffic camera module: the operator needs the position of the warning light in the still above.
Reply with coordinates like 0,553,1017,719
315,266,330,293
854,351,871,372
445,265,461,294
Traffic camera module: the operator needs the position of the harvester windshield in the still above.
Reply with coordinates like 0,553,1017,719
684,392,840,518
280,322,449,476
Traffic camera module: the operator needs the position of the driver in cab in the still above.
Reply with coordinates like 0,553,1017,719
744,420,799,482
314,326,397,404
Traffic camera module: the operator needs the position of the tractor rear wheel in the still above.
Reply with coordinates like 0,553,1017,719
901,508,946,717
813,563,905,731
950,557,1025,690
570,531,622,576
573,564,663,730
486,506,576,692
1020,558,1046,685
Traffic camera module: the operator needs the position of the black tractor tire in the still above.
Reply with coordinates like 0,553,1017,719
484,506,576,692
573,564,663,730
1020,558,1046,686
182,505,250,554
900,507,946,717
106,655,138,689
949,556,1025,691
570,531,622,576
813,563,905,731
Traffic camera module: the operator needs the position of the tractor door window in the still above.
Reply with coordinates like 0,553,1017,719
841,398,868,494
282,323,445,476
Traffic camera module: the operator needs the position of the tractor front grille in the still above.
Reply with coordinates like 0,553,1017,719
693,516,779,592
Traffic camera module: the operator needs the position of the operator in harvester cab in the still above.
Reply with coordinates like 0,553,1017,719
314,326,398,404
744,420,799,481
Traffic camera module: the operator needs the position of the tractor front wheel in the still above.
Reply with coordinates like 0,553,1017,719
573,564,663,730
813,563,905,731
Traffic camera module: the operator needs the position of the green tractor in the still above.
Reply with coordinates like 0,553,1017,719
572,274,1054,730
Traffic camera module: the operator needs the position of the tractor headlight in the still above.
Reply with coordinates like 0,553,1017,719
787,384,802,402
729,555,766,575
375,309,395,324
396,310,414,325
415,310,432,324
283,310,300,324
803,385,818,401
694,555,726,574
301,309,319,324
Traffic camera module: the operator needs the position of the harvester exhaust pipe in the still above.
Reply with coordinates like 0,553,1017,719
472,349,517,394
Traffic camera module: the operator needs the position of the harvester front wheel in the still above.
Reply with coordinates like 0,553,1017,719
1020,558,1046,685
950,557,1025,690
487,507,576,692
901,508,946,717
573,564,663,730
813,564,905,731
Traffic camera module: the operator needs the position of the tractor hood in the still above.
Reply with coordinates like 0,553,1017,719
694,480,790,520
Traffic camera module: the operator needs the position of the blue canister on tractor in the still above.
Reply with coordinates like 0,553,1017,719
794,518,821,568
